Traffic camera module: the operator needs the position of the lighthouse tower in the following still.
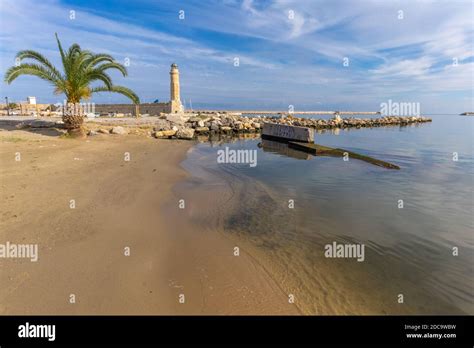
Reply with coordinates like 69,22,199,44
169,63,183,113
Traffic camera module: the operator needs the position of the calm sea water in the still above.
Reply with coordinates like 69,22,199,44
180,115,473,314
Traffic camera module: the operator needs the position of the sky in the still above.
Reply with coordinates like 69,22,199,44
0,0,473,113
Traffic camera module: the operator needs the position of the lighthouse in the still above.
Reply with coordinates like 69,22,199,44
169,63,183,113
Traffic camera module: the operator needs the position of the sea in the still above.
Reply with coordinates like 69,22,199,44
177,114,473,314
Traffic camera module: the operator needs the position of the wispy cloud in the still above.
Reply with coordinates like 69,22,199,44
0,0,472,112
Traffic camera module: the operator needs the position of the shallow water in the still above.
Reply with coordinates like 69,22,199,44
180,115,473,314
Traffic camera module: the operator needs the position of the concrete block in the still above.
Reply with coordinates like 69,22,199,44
262,122,314,143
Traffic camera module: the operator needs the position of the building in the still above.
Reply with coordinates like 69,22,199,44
18,97,50,115
95,63,184,116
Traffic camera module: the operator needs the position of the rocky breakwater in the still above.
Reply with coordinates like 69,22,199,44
151,113,432,140
152,113,261,140
286,114,432,129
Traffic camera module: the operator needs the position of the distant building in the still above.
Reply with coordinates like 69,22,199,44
18,97,50,115
95,63,184,116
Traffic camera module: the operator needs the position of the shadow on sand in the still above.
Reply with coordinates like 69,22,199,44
0,119,66,137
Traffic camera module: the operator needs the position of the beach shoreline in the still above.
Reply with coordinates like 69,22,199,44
1,114,471,315
0,130,297,314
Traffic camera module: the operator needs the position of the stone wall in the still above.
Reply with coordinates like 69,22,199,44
95,103,170,115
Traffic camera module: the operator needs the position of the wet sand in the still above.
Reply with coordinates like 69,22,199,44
0,130,297,315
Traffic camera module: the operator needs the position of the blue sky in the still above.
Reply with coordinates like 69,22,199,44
0,0,473,113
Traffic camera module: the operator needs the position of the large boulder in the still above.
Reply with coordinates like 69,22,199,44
88,130,99,136
111,126,127,135
154,119,172,131
234,122,244,131
210,122,220,131
154,130,177,138
176,128,195,140
166,113,189,125
195,127,210,133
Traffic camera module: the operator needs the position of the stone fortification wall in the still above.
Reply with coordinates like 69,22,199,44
95,103,170,115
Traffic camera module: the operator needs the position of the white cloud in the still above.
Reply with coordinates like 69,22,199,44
371,57,434,77
0,0,472,113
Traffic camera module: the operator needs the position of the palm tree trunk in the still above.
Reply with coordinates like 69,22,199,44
62,102,86,137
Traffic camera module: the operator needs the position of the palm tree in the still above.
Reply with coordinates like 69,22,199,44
4,33,140,137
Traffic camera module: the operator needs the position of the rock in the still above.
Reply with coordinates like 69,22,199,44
195,127,210,133
163,130,177,136
166,113,189,125
98,128,110,134
88,130,99,136
252,122,261,129
176,128,195,140
154,119,172,131
210,122,220,131
220,126,232,132
154,130,177,138
220,118,231,126
197,120,205,127
111,126,127,135
332,114,343,125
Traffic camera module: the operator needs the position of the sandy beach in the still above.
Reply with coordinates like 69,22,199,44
0,129,298,315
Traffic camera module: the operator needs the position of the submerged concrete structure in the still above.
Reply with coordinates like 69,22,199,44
262,122,314,143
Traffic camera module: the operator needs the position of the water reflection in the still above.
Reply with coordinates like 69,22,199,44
259,139,312,160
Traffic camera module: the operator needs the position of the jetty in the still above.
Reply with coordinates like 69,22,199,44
196,110,381,116
287,142,400,169
260,121,400,169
